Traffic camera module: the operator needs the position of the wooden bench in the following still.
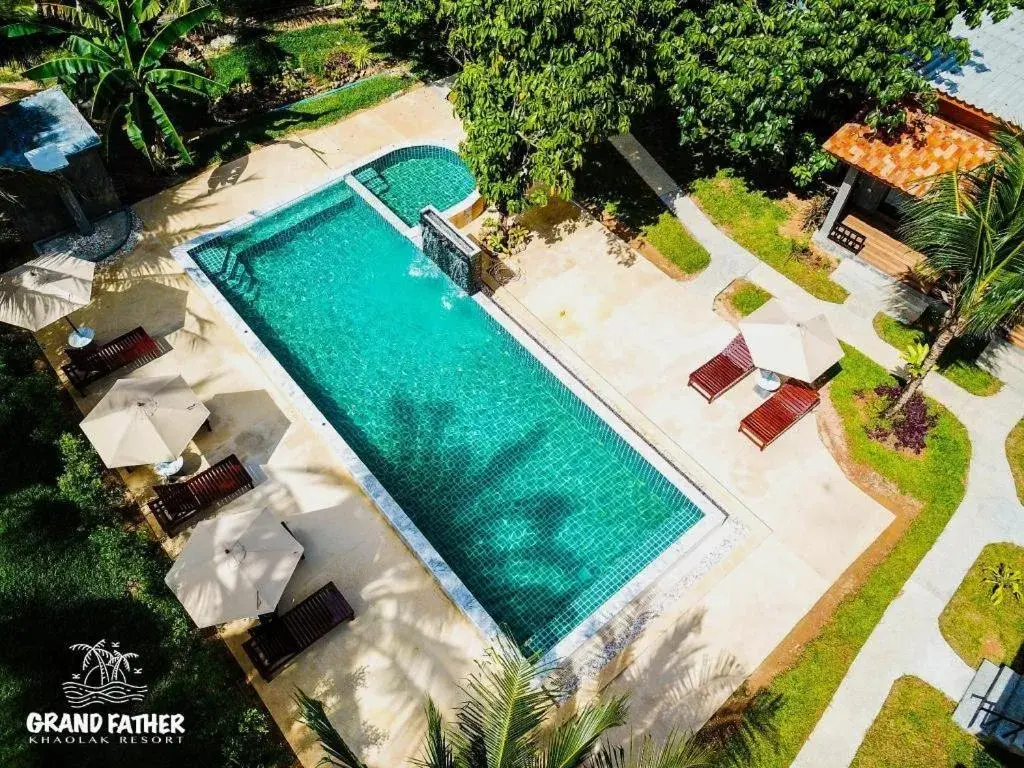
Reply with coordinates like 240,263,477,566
739,382,820,450
62,326,161,394
149,455,254,535
688,335,755,402
243,582,354,681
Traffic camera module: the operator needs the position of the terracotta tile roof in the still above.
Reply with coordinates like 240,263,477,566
823,110,996,196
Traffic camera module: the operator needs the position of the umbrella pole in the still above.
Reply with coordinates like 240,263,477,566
65,316,79,333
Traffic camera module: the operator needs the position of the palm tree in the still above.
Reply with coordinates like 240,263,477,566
295,637,708,768
885,131,1024,416
1,0,223,169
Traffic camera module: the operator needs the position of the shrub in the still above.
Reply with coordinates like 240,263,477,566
481,216,530,255
981,563,1023,606
865,384,937,454
323,49,354,80
56,433,123,524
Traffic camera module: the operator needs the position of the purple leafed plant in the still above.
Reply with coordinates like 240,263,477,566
868,384,937,454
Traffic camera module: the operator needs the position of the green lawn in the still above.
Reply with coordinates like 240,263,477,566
1008,419,1024,504
729,279,772,317
851,677,1000,768
208,22,370,86
576,143,710,275
690,171,848,303
872,312,1003,397
191,74,413,167
939,542,1024,669
0,329,291,768
707,343,971,767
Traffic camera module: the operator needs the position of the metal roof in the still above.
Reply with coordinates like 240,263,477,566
0,87,100,169
920,9,1024,129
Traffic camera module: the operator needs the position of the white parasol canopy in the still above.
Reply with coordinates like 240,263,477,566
165,507,304,628
739,300,843,383
80,375,210,467
0,254,94,331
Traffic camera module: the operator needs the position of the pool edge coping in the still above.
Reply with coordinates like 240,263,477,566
169,143,728,665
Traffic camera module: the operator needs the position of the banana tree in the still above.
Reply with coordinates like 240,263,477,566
295,636,709,768
1,0,223,168
885,131,1024,416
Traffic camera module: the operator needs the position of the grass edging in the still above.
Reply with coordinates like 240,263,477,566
729,280,772,317
851,676,1000,767
707,343,971,766
1008,419,1024,504
872,312,1003,397
577,143,710,278
191,73,415,167
938,542,1024,669
691,171,848,303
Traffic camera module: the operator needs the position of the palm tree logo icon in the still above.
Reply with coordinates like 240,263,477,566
62,640,148,708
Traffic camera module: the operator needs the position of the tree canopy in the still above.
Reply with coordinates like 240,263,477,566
655,0,1024,183
440,0,673,215
379,0,1024,207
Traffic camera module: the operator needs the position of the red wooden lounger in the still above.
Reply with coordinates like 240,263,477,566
243,582,355,681
688,335,755,402
149,455,254,535
62,326,161,394
739,382,820,450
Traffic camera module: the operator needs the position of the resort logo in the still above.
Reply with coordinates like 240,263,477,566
25,640,186,746
62,640,147,708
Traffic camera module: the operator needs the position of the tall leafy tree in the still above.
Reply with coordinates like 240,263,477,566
296,637,709,768
885,132,1024,415
1,0,222,168
441,0,672,219
655,0,1024,183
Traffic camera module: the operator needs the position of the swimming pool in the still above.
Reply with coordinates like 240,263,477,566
181,144,720,655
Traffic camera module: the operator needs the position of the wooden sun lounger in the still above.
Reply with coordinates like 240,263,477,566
243,582,355,681
62,326,161,394
739,382,820,450
688,335,755,402
149,455,254,535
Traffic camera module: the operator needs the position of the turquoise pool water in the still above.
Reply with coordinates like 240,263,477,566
191,158,706,653
352,145,476,227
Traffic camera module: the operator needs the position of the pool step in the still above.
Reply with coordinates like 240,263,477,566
354,167,390,197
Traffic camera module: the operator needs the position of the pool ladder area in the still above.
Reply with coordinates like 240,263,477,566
354,168,390,197
216,246,261,301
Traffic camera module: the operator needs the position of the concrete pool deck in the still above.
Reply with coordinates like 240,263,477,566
480,201,894,737
35,83,892,765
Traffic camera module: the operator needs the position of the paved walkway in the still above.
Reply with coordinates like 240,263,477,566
610,132,1024,766
795,384,1024,767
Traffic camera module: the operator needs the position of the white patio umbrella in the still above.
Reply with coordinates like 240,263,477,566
739,299,843,383
0,253,94,332
80,375,210,468
165,507,304,628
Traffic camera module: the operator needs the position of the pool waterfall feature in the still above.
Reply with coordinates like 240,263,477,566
173,142,724,660
420,206,481,294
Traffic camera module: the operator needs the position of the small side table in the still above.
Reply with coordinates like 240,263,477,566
754,369,782,395
67,326,95,349
153,455,185,479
